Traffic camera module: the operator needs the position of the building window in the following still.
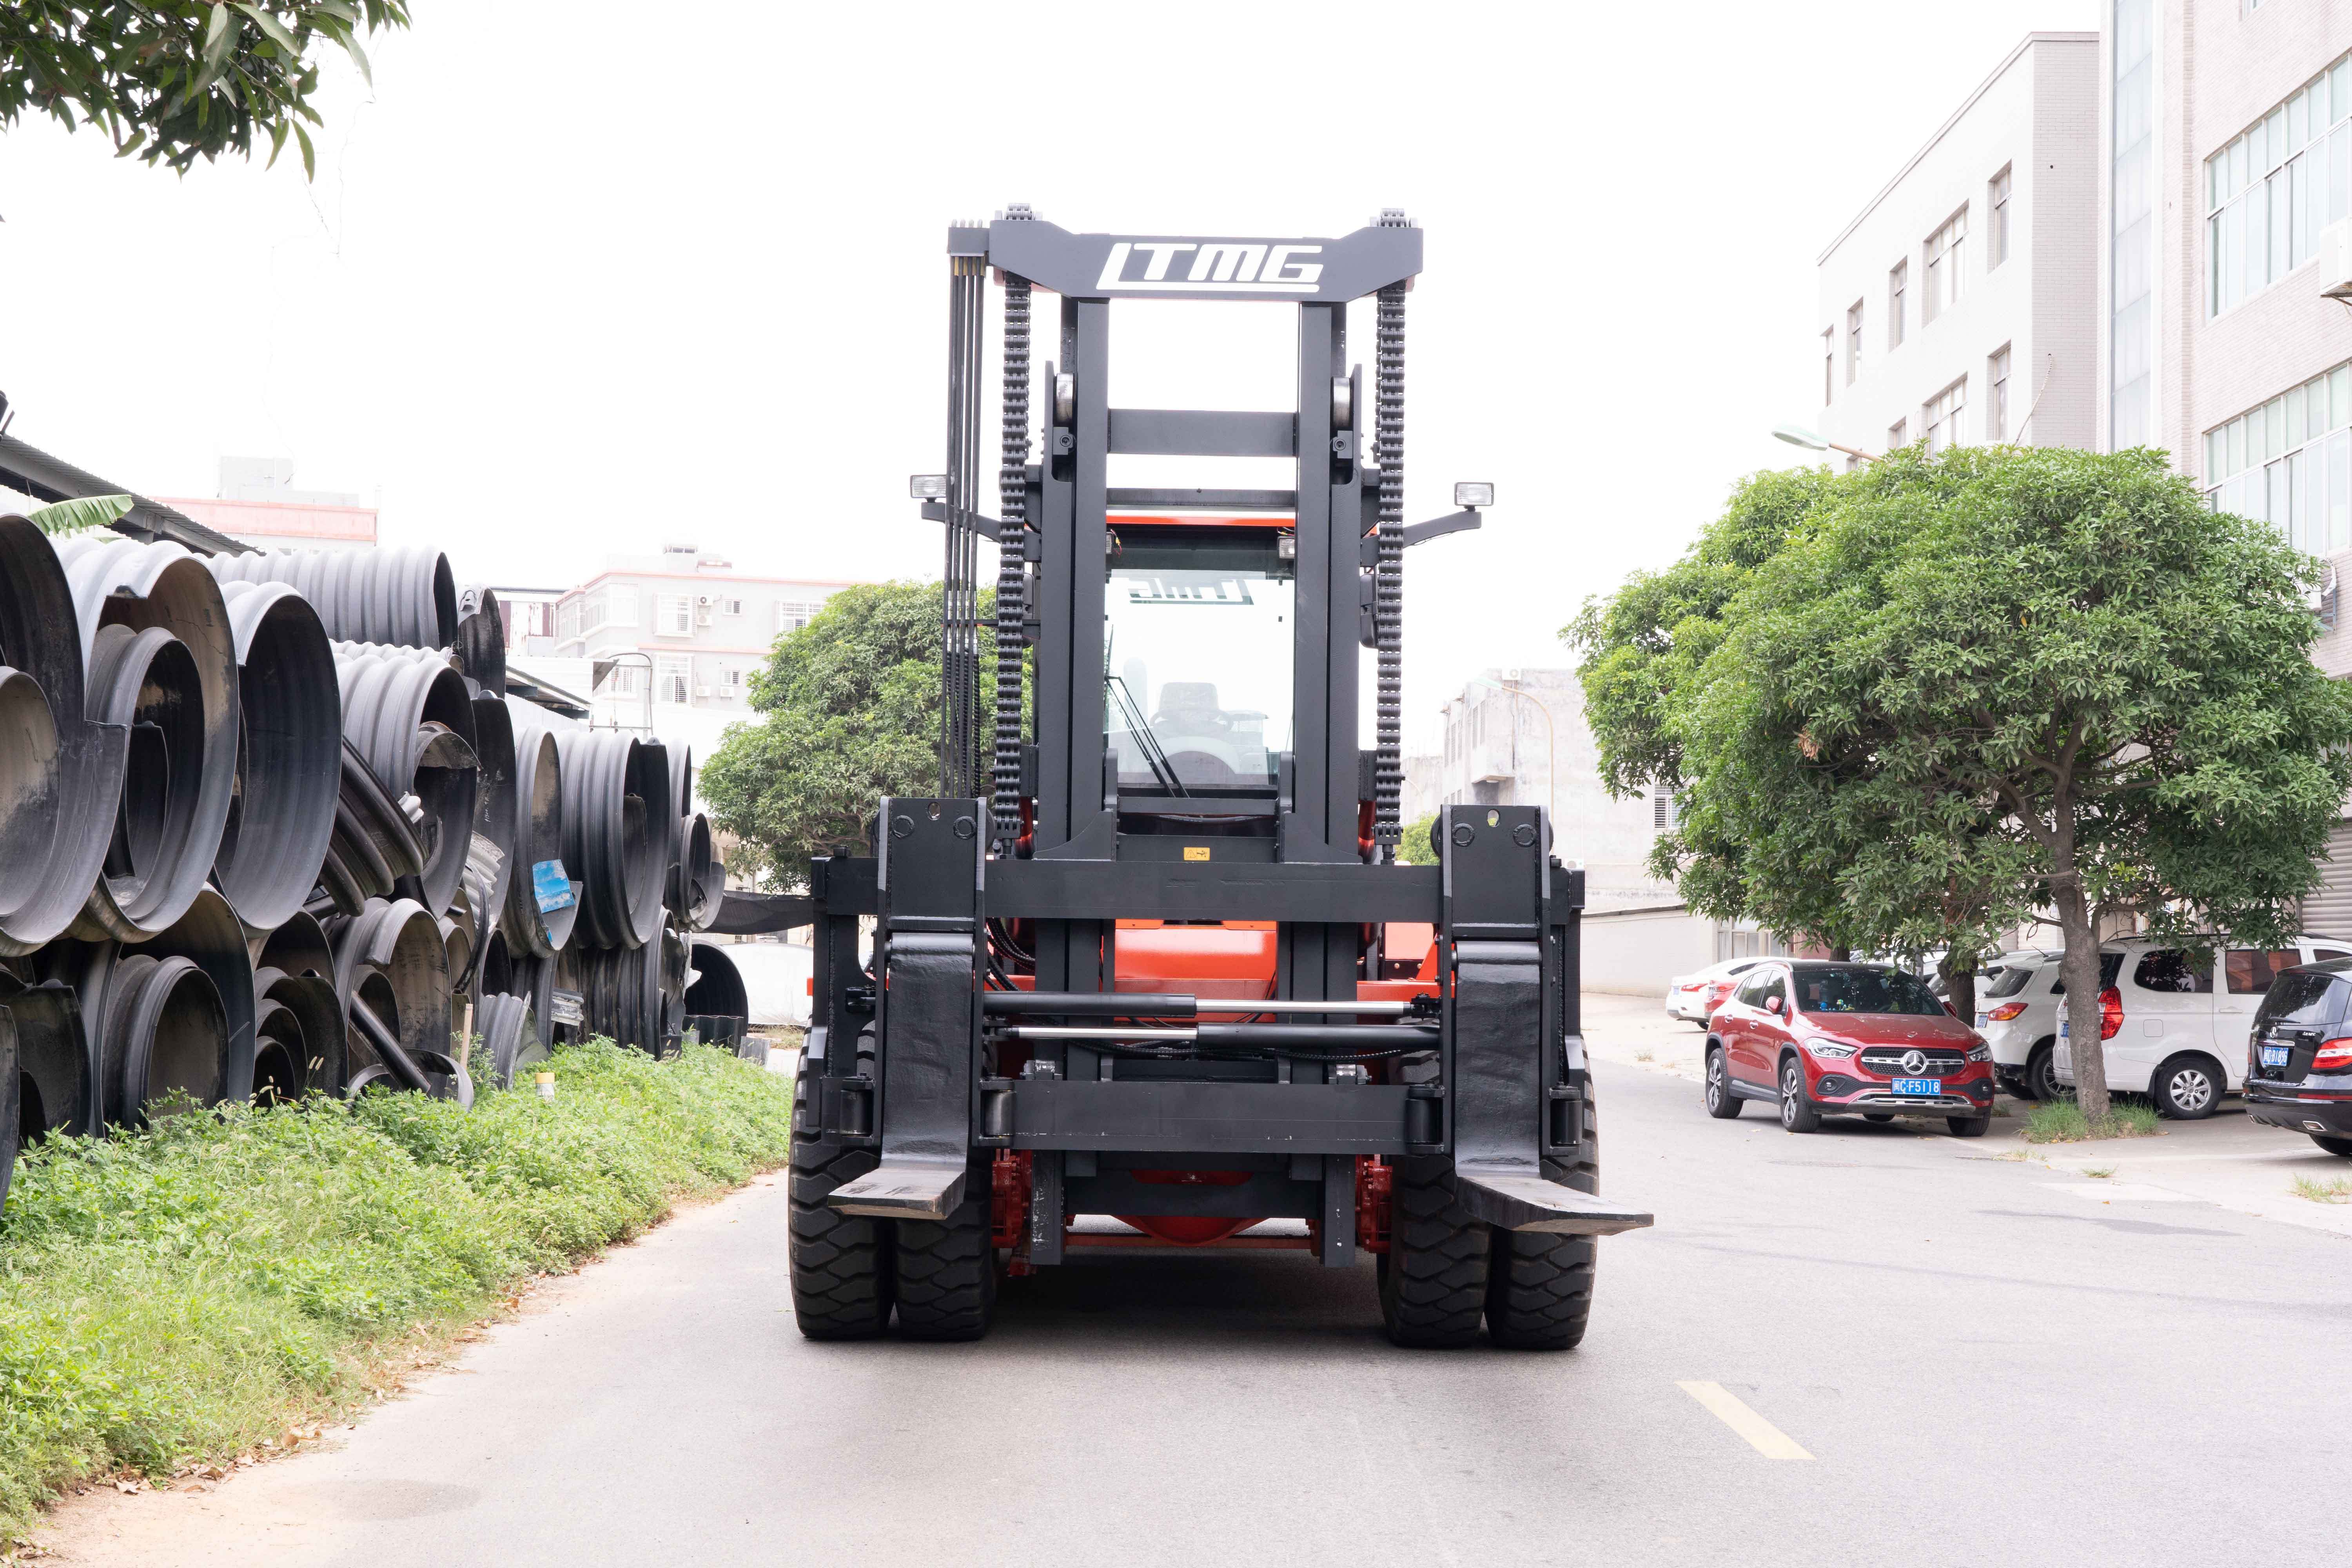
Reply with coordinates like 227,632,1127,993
604,661,644,697
656,594,693,637
775,600,823,635
1887,417,1909,450
721,597,744,617
1923,377,1967,454
1845,301,1864,385
1988,166,2012,268
1651,786,1679,832
2111,0,2157,446
558,597,581,642
1923,208,1967,325
2205,52,2352,317
2205,361,2352,554
1988,345,2013,441
1887,260,1907,348
720,667,741,698
655,656,691,705
1822,328,1834,405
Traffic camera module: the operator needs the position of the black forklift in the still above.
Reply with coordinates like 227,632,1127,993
787,210,1650,1348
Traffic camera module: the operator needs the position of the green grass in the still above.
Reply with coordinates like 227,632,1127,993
2020,1099,2164,1144
2291,1174,2352,1204
0,1040,793,1536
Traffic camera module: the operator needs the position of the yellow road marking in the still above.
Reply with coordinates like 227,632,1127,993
1677,1381,1813,1460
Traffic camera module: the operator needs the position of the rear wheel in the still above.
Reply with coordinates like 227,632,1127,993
1778,1058,1820,1134
1379,1156,1489,1348
2153,1054,2223,1120
891,1154,999,1341
2312,1134,2352,1157
2024,1042,2060,1102
1703,1048,1741,1119
786,1063,894,1340
1486,1085,1600,1352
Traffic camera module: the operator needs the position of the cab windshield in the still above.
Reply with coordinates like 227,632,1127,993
1794,966,1947,1018
1105,562,1292,791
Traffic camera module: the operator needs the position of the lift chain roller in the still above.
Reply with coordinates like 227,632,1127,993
941,237,989,800
991,209,1038,849
1372,209,1411,852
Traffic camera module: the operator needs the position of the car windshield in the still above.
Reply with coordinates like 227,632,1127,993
2256,971,2347,1031
1983,962,2036,1000
1105,565,1293,790
1793,966,1947,1017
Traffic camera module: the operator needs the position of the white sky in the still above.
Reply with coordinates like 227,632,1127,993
1,0,2098,751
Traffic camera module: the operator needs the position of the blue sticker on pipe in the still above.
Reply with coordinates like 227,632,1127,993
532,859,577,913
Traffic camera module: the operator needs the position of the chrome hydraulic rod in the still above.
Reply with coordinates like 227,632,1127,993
1005,1022,1438,1048
984,992,1415,1017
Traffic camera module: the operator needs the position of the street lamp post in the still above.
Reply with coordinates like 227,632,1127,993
1771,423,1879,465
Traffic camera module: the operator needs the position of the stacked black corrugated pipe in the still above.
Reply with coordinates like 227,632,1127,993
0,521,750,1210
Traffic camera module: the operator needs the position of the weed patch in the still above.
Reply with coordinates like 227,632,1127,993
0,1041,791,1535
2021,1099,2164,1144
2291,1175,2352,1205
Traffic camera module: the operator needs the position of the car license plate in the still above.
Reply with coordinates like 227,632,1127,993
1973,1011,1989,1028
1891,1077,1942,1096
2260,1044,2290,1068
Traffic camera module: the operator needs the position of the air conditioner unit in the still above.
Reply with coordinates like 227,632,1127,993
2308,560,2339,622
695,595,714,606
695,684,714,698
1501,667,1524,683
2322,220,2352,301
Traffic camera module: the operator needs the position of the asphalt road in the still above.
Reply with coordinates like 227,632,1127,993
48,1047,2352,1568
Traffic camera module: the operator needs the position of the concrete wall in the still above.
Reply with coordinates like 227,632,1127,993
1582,904,1717,997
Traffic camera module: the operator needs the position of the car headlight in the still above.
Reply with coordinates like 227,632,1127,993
1807,1040,1858,1060
1966,1045,1991,1062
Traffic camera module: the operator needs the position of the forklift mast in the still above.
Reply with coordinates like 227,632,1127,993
789,211,1650,1348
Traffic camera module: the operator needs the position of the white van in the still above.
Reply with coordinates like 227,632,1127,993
2047,936,2352,1116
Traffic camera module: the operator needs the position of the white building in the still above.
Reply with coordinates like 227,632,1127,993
1407,668,1670,909
2089,1,2352,926
1818,33,2102,461
158,455,377,551
548,544,858,732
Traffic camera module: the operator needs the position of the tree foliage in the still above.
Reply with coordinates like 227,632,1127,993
700,581,1002,889
0,3,408,175
1574,446,2352,1116
1397,813,1434,867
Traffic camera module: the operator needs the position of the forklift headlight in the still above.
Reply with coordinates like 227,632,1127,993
1454,481,1494,509
909,474,948,500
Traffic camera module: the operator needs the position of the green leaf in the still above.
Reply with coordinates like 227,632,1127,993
234,5,302,60
294,122,314,178
27,495,136,539
337,24,373,86
265,116,289,169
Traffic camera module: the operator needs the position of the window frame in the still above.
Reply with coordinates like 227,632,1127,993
1887,260,1907,348
1923,206,1968,325
1845,300,1864,385
1988,166,2012,269
1988,345,2013,441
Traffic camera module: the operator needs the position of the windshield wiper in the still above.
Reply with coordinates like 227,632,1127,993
1105,675,1186,797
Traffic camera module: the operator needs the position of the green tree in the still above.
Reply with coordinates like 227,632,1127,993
1591,445,2352,1122
1397,813,1434,866
701,581,1004,888
2,3,407,175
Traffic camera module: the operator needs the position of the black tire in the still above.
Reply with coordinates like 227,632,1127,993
1703,1047,1741,1119
1863,1112,1895,1124
1378,1155,1489,1348
1778,1056,1821,1134
1947,1113,1992,1138
1485,1085,1599,1352
2310,1134,2352,1157
891,1154,1000,1342
2024,1041,2060,1102
786,1063,895,1340
2152,1053,2223,1120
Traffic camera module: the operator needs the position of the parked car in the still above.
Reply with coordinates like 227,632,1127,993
2244,958,2352,1156
1702,959,1996,1136
1666,956,1768,1025
2051,936,2352,1118
1972,948,2107,1101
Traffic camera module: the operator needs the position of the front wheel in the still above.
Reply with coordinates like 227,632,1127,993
1947,1114,1992,1138
1379,1156,1490,1348
2153,1054,2223,1120
1703,1048,1742,1119
2312,1134,2352,1157
1778,1058,1821,1134
891,1154,1000,1341
1486,1086,1601,1352
787,1062,895,1340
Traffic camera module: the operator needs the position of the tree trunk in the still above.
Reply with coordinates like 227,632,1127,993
2051,873,2111,1122
1940,951,1978,1024
1830,946,1851,962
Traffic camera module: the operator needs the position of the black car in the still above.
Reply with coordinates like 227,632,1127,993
2245,958,2352,1156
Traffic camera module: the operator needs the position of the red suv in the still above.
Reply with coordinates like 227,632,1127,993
1702,960,1995,1136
